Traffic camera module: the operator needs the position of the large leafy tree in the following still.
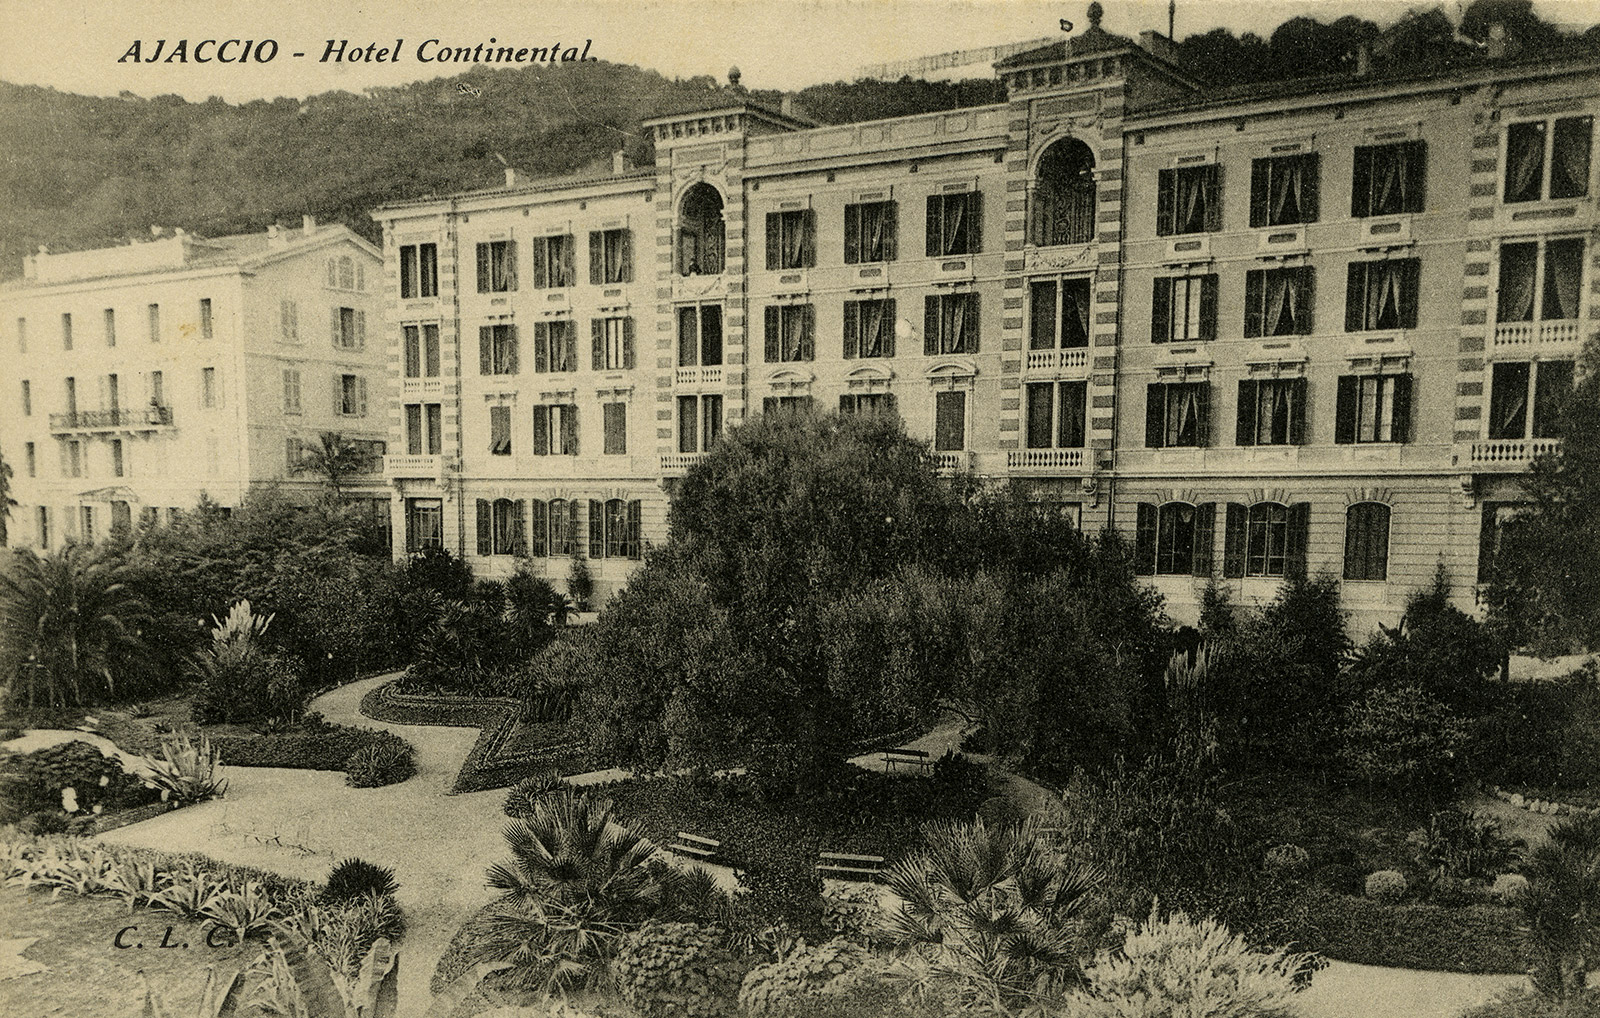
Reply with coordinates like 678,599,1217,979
293,431,373,500
0,544,151,707
1485,342,1600,653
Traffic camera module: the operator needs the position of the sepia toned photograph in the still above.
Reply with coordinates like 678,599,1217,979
1,1,1599,1015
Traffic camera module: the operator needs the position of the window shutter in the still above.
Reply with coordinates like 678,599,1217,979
800,304,815,361
1390,373,1414,443
530,500,548,557
1195,383,1212,447
1343,505,1364,581
1404,140,1427,212
562,406,578,456
1236,379,1258,446
1244,271,1265,338
358,377,368,417
965,294,981,353
1223,503,1248,578
1334,375,1357,444
1296,267,1315,334
1344,262,1364,332
533,405,550,455
1156,169,1175,236
1301,154,1321,222
589,231,603,284
1199,274,1219,341
564,324,578,373
1192,502,1216,577
883,392,898,419
505,326,519,374
1477,503,1501,583
1203,164,1223,232
842,301,859,359
356,310,366,349
800,210,816,267
561,235,576,287
623,318,635,369
1145,384,1165,448
1350,147,1371,217
534,324,550,373
1134,503,1157,575
479,327,493,374
1151,278,1171,343
1399,259,1420,329
588,499,604,557
511,500,528,556
925,196,940,256
533,238,548,289
475,499,492,557
566,500,580,556
627,500,642,559
762,397,778,416
844,205,860,264
765,214,780,270
882,299,897,356
760,305,778,362
1249,159,1270,228
330,307,340,348
476,244,490,292
1286,502,1311,578
924,296,938,355
591,319,605,370
839,394,853,414
883,202,898,261
967,193,984,253
619,229,633,282
332,374,343,414
1288,377,1308,445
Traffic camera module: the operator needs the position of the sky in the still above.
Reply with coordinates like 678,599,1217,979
1,0,1599,103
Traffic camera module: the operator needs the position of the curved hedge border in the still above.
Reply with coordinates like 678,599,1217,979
359,681,519,729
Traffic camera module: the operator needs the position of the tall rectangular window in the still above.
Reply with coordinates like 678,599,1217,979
406,498,444,552
403,324,442,378
1345,258,1421,331
592,317,635,371
67,440,83,478
765,210,816,269
111,439,125,477
1489,359,1574,439
104,308,116,347
16,317,26,353
1156,164,1222,235
37,506,48,548
532,235,576,288
148,304,161,343
1145,382,1211,448
283,369,302,414
399,243,439,298
21,380,30,416
81,506,94,543
843,298,897,358
923,293,980,355
533,320,577,373
106,373,119,413
1335,373,1412,444
489,404,512,455
934,390,967,452
25,441,36,477
925,191,982,256
1249,153,1320,227
1236,377,1307,446
479,324,519,375
65,376,77,415
61,313,72,350
202,367,217,408
476,240,518,292
1344,502,1391,581
844,200,898,263
1150,274,1218,343
1030,278,1092,350
332,307,365,349
1244,267,1314,337
199,298,213,339
603,402,627,455
1496,238,1584,326
677,305,724,367
763,304,815,363
1025,381,1087,449
1134,502,1218,577
588,229,634,284
533,405,578,456
149,370,163,406
678,396,724,452
279,300,299,343
338,374,367,416
1505,116,1592,203
404,404,443,454
1351,141,1427,217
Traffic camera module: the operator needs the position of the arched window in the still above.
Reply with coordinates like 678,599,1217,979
548,497,575,556
1031,138,1096,247
1134,501,1216,577
1344,502,1390,581
678,183,725,276
1222,502,1311,578
492,498,525,555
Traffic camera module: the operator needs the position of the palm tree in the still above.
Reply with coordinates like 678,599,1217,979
881,817,1102,1015
1521,812,1600,1000
294,432,372,500
0,454,15,546
471,790,664,993
0,545,151,708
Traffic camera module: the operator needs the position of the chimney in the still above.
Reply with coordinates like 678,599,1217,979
302,214,316,233
728,66,743,91
780,96,794,117
1487,23,1507,60
612,150,626,174
504,166,521,187
1356,42,1371,76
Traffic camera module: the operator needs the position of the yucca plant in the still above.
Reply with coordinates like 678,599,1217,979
200,881,281,945
151,864,225,920
142,732,229,805
104,856,164,912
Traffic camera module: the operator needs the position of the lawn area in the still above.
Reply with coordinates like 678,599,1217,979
0,885,258,1018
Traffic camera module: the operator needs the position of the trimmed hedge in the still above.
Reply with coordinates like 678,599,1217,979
211,725,411,773
359,680,515,729
1291,886,1525,974
450,713,596,794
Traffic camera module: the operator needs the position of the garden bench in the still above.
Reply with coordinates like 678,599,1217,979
669,832,721,862
817,851,886,880
882,748,931,773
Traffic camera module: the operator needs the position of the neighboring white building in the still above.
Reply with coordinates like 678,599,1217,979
0,218,387,547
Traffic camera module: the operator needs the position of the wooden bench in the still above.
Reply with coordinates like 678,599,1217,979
669,832,721,862
817,851,887,881
882,748,932,773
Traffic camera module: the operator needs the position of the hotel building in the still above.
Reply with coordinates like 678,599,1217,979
373,12,1596,629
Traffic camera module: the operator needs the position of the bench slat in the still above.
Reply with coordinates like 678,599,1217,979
676,833,721,846
672,845,716,858
819,852,885,863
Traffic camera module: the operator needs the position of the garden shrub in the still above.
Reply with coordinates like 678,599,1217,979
138,732,228,805
1346,572,1501,713
611,920,744,1017
1293,885,1524,973
17,810,70,835
0,739,155,821
733,854,826,937
1521,812,1600,1000
211,723,410,774
344,739,416,788
1263,843,1311,875
1408,808,1522,883
322,858,399,906
502,770,570,817
1492,874,1529,902
1364,869,1408,903
931,749,987,801
1340,685,1467,799
737,939,874,1016
822,886,882,944
567,556,595,611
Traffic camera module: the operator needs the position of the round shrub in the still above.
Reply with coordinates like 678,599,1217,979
1491,873,1529,902
975,795,1026,828
343,739,415,788
737,938,873,1016
503,770,570,818
17,810,70,835
1263,843,1310,875
1311,863,1362,895
612,920,743,1018
1364,869,1408,903
322,858,400,906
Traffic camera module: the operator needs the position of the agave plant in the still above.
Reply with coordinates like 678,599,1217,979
880,817,1103,1014
150,863,225,920
142,732,229,805
104,856,165,912
200,881,282,946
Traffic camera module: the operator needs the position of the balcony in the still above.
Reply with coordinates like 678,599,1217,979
659,452,707,475
384,454,444,479
1465,437,1562,469
674,366,724,387
49,406,173,434
1025,348,1090,374
1492,320,1580,350
931,451,971,474
1007,448,1086,472
401,377,446,397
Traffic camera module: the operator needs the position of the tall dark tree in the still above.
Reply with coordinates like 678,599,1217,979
0,453,14,546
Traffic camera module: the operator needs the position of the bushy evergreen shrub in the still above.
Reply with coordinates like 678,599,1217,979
321,858,399,905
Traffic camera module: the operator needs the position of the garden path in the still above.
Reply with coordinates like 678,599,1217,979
1297,961,1524,1018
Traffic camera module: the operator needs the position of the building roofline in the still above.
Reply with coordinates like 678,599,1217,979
372,168,658,217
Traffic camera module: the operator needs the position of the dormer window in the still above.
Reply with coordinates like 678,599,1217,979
1031,138,1096,246
678,183,725,276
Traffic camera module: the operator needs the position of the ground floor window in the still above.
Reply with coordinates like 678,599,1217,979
406,498,443,552
1223,502,1310,578
1135,502,1215,577
590,498,642,560
1343,502,1391,581
476,498,527,556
